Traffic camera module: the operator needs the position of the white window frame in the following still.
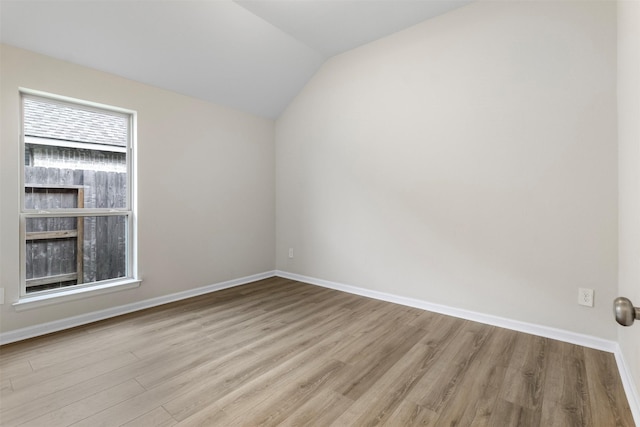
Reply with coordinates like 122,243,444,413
15,89,139,310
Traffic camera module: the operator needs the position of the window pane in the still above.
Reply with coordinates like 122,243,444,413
21,94,134,298
24,145,127,210
23,96,128,210
23,97,128,147
25,215,128,294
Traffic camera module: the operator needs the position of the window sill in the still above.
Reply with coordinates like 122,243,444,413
13,279,141,311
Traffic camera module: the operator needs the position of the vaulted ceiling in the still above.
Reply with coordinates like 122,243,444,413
0,0,472,119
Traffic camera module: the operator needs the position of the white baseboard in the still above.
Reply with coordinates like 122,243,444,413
0,270,276,345
275,270,639,425
275,270,616,351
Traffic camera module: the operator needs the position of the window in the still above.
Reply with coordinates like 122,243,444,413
20,92,137,301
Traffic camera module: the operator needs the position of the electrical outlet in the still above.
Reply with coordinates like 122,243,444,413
288,248,294,258
0,288,4,305
578,288,594,307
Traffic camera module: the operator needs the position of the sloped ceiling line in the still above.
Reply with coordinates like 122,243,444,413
0,0,472,119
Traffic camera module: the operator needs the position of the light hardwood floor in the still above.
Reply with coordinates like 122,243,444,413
0,277,635,426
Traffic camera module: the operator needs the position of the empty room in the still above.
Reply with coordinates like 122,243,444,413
1,0,639,425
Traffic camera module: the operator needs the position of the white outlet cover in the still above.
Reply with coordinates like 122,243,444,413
578,288,594,307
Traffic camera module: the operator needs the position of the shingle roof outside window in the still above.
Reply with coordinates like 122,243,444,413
24,97,127,147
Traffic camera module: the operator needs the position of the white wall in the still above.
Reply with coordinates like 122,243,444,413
617,0,640,408
276,1,618,339
0,44,275,333
0,1,625,346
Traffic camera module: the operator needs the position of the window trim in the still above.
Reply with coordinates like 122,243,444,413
18,88,138,303
13,279,142,311
25,136,128,154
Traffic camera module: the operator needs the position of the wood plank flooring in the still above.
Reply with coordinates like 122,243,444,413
0,277,635,426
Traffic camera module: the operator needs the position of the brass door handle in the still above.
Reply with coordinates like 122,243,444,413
614,297,640,326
